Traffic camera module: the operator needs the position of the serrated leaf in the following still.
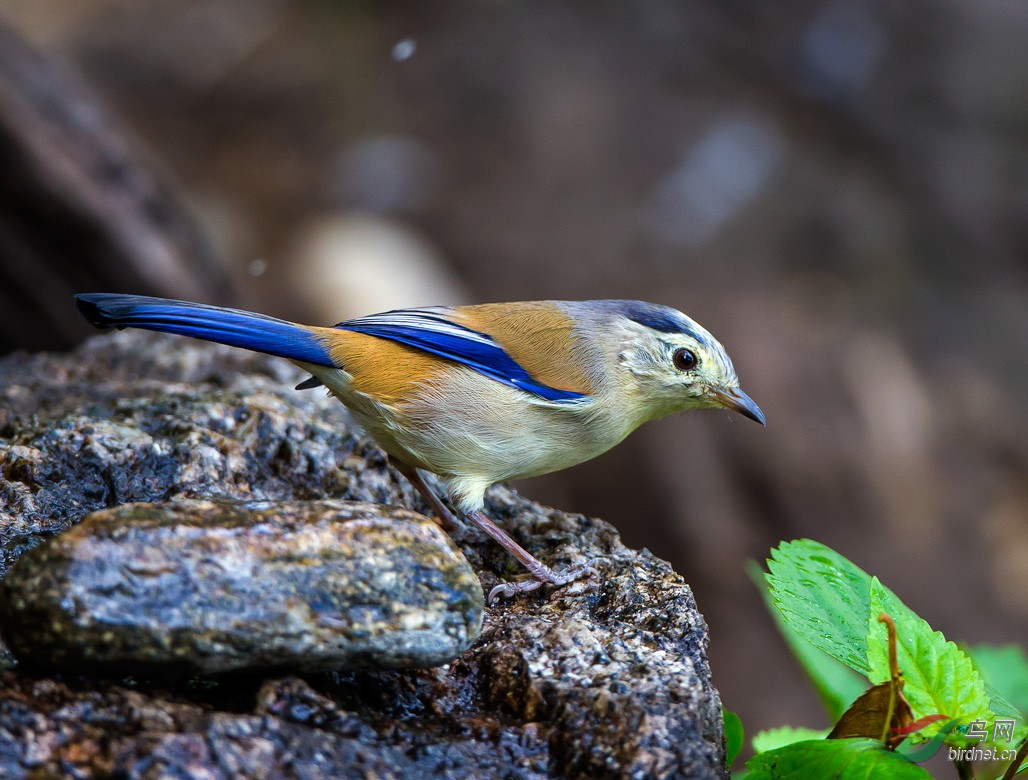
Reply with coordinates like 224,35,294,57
752,726,828,755
725,709,745,767
765,540,1023,744
745,738,932,779
866,578,993,741
765,540,875,675
750,560,865,721
968,645,1028,718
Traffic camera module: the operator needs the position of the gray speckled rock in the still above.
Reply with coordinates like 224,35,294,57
0,500,484,674
0,332,727,778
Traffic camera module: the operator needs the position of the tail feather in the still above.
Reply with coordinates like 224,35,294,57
75,293,334,367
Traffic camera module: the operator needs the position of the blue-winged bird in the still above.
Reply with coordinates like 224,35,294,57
76,294,764,600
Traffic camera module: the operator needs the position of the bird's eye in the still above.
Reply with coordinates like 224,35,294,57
673,348,697,371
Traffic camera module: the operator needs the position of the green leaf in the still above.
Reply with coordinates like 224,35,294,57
725,709,745,767
745,738,932,779
750,561,865,721
866,577,998,742
765,540,875,676
989,687,1027,724
968,644,1028,717
752,727,828,755
766,540,1023,743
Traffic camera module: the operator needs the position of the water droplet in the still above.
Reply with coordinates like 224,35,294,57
391,39,416,62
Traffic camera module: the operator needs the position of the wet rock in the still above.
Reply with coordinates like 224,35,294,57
0,500,483,674
0,332,727,778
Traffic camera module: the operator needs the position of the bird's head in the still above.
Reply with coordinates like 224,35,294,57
597,301,765,426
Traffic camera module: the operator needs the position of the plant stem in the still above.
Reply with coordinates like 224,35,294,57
878,613,898,745
955,757,975,780
1001,737,1028,780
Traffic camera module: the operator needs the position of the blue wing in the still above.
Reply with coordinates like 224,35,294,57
336,308,586,403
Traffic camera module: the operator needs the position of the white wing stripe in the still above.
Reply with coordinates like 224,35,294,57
340,309,495,346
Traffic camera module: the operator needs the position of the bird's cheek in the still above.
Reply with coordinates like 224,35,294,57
693,383,724,409
656,384,703,415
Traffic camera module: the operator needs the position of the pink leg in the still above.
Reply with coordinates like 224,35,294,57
389,457,461,532
390,458,597,601
465,510,598,602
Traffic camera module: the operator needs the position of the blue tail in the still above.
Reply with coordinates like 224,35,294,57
75,293,333,366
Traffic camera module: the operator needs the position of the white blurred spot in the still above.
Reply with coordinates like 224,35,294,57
248,258,267,277
647,114,784,248
333,135,439,214
798,1,887,100
391,38,416,62
288,213,468,322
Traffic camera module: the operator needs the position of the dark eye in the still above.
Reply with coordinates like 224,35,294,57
673,348,697,371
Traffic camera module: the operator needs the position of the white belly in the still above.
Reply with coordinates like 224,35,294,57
300,362,637,511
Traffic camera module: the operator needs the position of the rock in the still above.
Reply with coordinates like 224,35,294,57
0,331,728,778
0,500,483,675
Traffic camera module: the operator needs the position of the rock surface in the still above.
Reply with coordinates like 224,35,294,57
0,332,727,778
0,500,484,674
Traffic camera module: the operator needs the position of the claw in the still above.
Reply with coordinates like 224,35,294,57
487,562,600,604
488,578,544,602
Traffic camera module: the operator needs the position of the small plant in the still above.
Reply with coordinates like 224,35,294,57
724,539,1028,779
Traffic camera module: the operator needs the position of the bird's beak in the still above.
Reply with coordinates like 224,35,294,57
709,386,766,425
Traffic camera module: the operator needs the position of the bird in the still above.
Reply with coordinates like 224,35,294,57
75,293,764,601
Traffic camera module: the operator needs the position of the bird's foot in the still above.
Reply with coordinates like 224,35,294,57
487,562,599,603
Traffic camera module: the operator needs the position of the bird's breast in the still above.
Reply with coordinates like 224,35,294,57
388,369,632,482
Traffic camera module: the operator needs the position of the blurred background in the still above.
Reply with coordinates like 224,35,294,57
1,0,1026,742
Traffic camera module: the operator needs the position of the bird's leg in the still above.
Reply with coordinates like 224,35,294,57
465,510,598,602
389,458,596,601
388,457,461,533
